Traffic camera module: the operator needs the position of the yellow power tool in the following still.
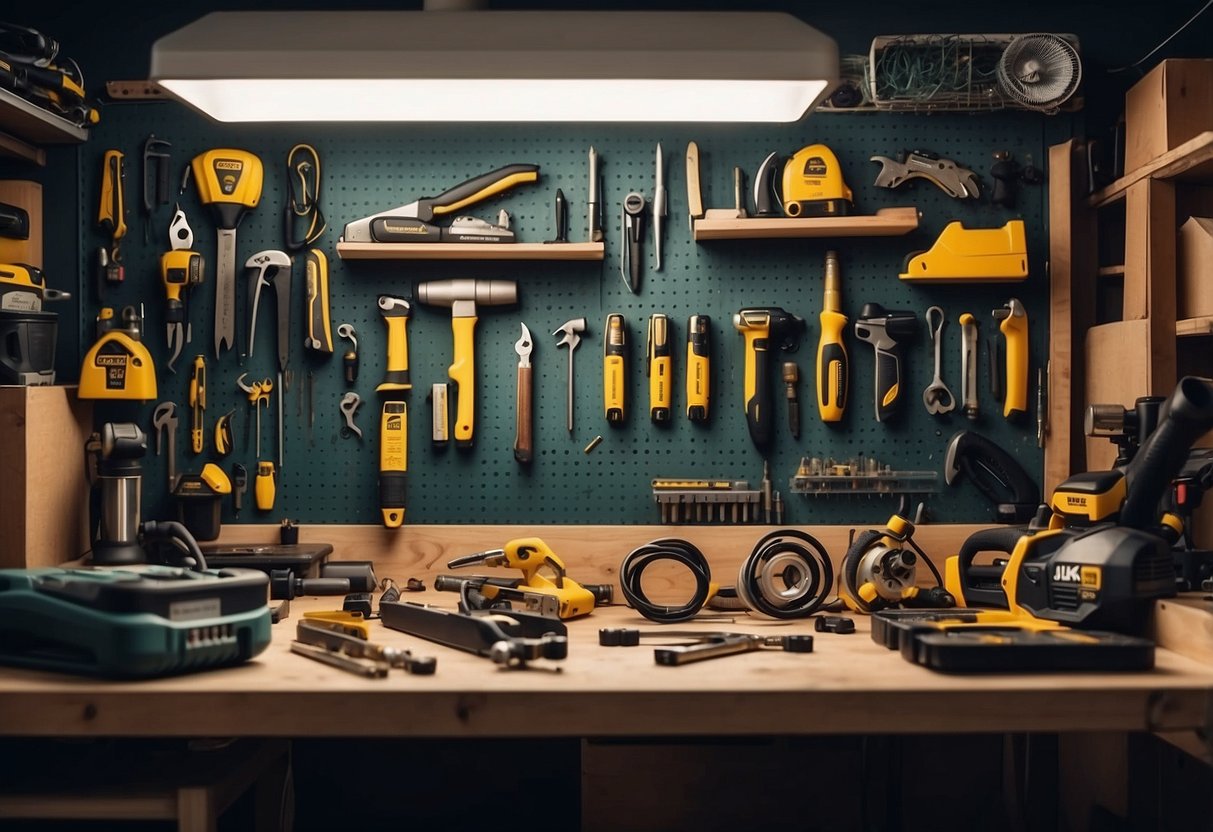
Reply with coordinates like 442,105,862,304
78,306,157,401
191,149,263,358
780,144,852,218
604,313,626,424
446,538,598,620
647,314,672,423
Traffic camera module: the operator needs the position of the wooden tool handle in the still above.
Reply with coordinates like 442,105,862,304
515,365,533,464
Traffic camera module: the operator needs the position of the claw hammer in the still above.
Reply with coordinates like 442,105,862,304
415,279,517,448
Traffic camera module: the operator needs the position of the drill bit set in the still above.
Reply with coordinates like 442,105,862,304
790,455,938,496
651,466,784,525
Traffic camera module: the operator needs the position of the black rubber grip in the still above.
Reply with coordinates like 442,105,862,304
953,526,1024,607
379,472,407,513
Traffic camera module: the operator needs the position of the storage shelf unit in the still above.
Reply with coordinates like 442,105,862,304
335,241,605,261
691,206,919,240
0,86,89,166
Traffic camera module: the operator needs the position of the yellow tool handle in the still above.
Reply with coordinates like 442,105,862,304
648,314,671,423
304,249,333,354
255,461,276,511
816,310,849,422
379,401,407,528
604,313,626,424
685,315,710,421
1000,303,1029,420
189,356,205,454
378,314,411,392
449,315,478,447
742,328,771,448
98,150,126,241
429,165,540,218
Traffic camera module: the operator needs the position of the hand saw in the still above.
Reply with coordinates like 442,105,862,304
342,164,539,243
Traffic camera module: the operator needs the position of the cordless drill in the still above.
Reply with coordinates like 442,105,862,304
733,307,804,451
853,303,918,423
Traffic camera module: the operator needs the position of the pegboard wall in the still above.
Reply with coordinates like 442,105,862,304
79,105,1051,527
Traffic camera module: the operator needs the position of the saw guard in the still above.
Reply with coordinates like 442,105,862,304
900,220,1028,282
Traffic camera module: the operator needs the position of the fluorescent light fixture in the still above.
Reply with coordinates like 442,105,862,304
150,11,838,123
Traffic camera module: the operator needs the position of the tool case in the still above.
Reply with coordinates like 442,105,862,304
0,566,271,678
871,608,1155,672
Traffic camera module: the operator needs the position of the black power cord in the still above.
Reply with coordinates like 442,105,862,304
619,538,720,623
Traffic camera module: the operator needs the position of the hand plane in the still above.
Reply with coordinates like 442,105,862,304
341,164,539,243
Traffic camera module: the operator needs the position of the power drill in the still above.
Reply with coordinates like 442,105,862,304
732,307,805,451
853,303,918,422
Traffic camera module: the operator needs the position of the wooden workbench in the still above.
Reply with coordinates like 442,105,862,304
0,593,1211,740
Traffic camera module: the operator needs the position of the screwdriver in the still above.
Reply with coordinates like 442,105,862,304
816,250,848,423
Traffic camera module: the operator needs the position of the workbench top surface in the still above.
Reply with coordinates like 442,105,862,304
1,595,1211,739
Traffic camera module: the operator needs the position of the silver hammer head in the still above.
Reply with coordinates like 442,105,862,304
415,279,517,318
553,317,587,352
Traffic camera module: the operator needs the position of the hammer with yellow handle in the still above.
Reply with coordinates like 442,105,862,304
993,298,1028,420
415,279,517,447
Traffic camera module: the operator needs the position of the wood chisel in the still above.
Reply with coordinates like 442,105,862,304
190,149,264,358
604,313,626,424
686,315,710,422
686,141,704,232
647,313,672,423
587,146,603,243
303,249,333,354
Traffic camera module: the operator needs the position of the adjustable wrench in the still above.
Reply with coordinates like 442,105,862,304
871,151,981,199
554,318,587,433
923,306,955,415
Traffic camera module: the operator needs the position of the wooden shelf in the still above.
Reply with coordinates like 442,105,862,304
692,207,919,241
0,86,87,165
1098,264,1126,278
1090,131,1213,209
1177,316,1213,337
336,241,604,261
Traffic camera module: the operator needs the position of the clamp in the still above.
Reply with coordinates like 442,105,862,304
237,372,273,457
340,391,363,440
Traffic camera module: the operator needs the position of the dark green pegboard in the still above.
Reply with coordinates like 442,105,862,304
79,106,1049,527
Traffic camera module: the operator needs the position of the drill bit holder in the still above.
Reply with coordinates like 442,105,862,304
790,455,938,496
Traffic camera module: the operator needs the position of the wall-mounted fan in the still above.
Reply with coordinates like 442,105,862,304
997,34,1082,112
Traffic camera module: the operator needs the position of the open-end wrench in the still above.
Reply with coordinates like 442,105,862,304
922,306,955,415
960,313,979,421
151,401,178,492
554,318,587,433
340,391,363,440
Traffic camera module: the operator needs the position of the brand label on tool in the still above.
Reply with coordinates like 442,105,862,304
212,160,243,194
1052,563,1099,589
170,597,221,621
95,344,133,390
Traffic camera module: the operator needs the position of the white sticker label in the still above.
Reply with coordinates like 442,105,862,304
169,597,221,621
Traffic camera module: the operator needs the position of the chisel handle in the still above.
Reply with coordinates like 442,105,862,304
450,315,477,447
379,401,407,528
515,365,533,464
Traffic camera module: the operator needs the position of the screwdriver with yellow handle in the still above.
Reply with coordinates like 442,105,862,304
255,461,276,511
685,315,711,422
648,314,672,423
816,250,848,422
993,298,1029,420
188,355,205,454
604,313,626,424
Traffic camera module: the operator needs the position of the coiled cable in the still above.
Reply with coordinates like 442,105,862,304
736,529,833,620
620,538,720,623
